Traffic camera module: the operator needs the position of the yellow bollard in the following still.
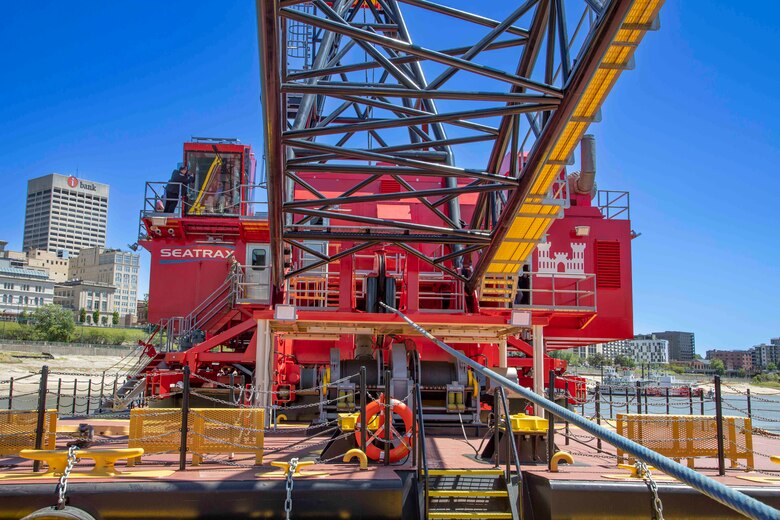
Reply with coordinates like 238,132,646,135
550,452,573,472
343,449,368,470
82,448,145,476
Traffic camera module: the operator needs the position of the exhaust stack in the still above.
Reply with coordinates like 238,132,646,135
569,134,597,198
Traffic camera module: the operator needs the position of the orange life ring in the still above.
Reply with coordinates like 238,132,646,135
355,394,414,463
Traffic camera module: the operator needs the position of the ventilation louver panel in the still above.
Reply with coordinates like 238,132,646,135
596,240,621,288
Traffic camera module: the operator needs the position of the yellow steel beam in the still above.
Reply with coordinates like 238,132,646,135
486,0,664,276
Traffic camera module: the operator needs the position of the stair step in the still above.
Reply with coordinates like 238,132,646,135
427,469,504,476
429,490,508,498
428,513,512,519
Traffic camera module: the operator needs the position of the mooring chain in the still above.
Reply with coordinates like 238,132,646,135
284,457,299,520
55,445,79,510
635,461,664,520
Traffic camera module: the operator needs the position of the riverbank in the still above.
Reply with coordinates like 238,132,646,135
0,347,135,397
569,370,780,395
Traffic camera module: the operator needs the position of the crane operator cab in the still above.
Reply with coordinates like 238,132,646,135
142,137,258,219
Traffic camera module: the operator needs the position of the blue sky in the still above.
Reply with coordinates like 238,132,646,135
0,2,777,352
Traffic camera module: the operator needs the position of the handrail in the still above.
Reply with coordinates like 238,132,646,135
186,264,242,330
380,302,778,520
409,350,429,519
496,386,523,482
496,386,523,520
414,382,429,520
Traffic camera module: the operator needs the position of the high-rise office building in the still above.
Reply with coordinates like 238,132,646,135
68,247,140,320
650,331,695,361
23,174,109,257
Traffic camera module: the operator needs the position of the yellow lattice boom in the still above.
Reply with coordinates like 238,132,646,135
489,0,665,275
616,413,754,470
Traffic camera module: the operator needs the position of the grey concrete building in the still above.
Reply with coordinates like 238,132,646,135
650,331,695,361
23,174,109,257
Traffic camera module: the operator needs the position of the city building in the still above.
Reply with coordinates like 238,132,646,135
749,342,780,370
136,299,148,325
706,349,753,372
0,258,54,319
600,340,626,361
54,280,116,325
563,344,601,361
649,331,695,361
629,338,670,364
23,173,109,257
68,247,140,321
0,242,70,283
591,336,670,365
23,249,70,282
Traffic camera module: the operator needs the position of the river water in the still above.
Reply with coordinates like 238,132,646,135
575,392,780,434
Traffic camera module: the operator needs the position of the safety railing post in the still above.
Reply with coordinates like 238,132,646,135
547,371,555,470
411,382,418,468
746,389,752,420
665,387,670,415
99,371,106,405
112,376,118,402
72,379,78,415
700,389,704,415
608,390,613,419
643,388,649,414
594,383,602,451
502,389,510,478
493,390,501,468
635,382,642,415
415,383,429,520
55,378,62,413
384,369,391,466
179,366,191,471
86,379,92,416
33,366,49,472
624,387,629,414
714,375,726,476
689,389,694,415
7,377,13,410
360,366,367,458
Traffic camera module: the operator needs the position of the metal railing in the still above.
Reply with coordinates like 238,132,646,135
543,172,571,210
414,382,430,519
597,190,630,220
288,272,339,309
140,182,269,221
495,386,523,520
514,271,597,312
381,302,778,520
183,263,243,335
419,271,465,313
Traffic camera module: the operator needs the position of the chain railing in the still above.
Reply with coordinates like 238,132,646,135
380,302,779,520
5,355,780,520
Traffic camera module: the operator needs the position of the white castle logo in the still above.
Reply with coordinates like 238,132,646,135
536,242,586,276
